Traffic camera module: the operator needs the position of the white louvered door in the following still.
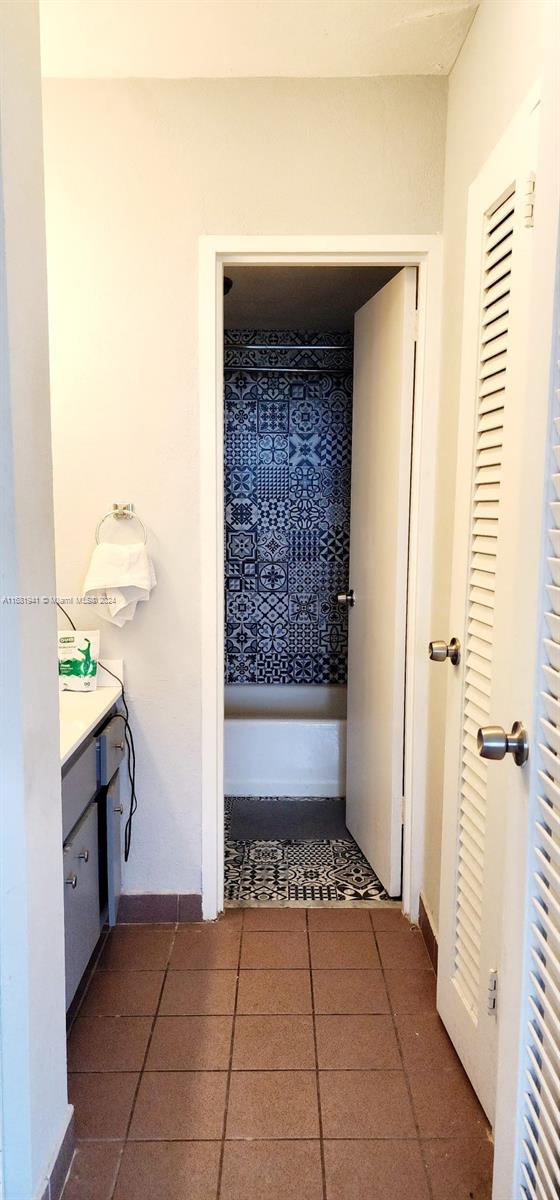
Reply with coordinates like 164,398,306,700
515,307,560,1200
438,93,539,1123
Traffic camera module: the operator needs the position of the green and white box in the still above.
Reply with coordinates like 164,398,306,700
58,630,100,692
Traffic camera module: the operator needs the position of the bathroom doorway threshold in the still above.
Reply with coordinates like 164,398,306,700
199,234,443,923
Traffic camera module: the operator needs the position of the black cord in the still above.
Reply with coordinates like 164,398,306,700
56,603,137,861
56,602,76,630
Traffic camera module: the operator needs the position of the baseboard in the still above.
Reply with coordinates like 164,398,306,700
418,892,438,974
117,893,202,923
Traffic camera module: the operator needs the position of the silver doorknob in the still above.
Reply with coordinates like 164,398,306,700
429,637,461,665
477,721,529,767
337,589,355,608
65,873,78,889
77,848,89,863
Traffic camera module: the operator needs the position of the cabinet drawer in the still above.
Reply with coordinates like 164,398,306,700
63,801,100,1009
97,716,126,785
62,739,97,841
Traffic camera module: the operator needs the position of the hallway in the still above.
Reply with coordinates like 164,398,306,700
62,908,493,1199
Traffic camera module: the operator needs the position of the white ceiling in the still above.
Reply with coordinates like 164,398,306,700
224,265,400,331
40,0,478,79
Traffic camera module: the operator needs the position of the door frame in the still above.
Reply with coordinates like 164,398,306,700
199,234,442,920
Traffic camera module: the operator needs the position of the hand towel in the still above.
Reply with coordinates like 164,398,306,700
83,542,157,626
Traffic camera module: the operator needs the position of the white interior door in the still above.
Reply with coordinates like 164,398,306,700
438,92,539,1124
491,63,560,1198
345,267,416,897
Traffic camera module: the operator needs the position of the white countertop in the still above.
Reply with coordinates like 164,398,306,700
59,686,122,766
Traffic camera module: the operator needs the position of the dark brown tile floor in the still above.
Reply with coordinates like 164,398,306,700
61,907,494,1200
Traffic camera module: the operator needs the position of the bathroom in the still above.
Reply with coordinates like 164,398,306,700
221,263,411,904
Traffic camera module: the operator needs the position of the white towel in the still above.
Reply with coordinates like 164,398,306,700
83,542,157,627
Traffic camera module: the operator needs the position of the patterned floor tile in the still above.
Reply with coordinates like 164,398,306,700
224,796,388,904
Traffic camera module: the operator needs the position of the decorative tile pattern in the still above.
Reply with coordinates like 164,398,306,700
224,330,353,685
224,797,388,904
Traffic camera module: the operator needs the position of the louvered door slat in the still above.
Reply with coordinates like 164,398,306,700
519,323,560,1199
526,1045,560,1135
452,189,514,1020
467,634,493,659
457,878,483,924
478,408,505,433
458,843,484,889
525,1093,560,1176
533,874,560,925
527,1012,560,1104
483,276,511,312
481,331,509,360
521,1162,547,1200
523,1117,558,1198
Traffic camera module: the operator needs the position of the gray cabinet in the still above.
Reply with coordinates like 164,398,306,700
62,705,123,1009
97,716,125,927
106,773,123,927
63,802,100,1009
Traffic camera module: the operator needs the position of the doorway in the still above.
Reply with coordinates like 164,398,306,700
222,265,404,905
199,235,442,921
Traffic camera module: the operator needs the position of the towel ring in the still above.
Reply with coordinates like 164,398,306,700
95,503,148,545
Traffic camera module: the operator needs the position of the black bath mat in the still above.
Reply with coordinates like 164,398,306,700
229,796,349,842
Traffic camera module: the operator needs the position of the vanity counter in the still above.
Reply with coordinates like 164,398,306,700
59,686,122,766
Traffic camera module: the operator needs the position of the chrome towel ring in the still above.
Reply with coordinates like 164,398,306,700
95,503,148,545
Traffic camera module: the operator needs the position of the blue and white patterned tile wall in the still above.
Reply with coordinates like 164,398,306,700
224,330,353,685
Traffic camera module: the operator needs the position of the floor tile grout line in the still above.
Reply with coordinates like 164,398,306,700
216,918,243,1199
72,1133,450,1142
108,922,178,1200
374,927,435,1200
306,909,328,1200
67,1067,432,1080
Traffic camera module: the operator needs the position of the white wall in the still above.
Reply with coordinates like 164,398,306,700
422,0,552,932
42,76,447,897
0,4,71,1196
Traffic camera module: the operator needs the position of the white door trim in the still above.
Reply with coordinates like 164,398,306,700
199,234,443,921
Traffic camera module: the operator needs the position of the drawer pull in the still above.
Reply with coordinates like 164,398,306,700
114,804,124,815
66,873,78,889
115,741,125,751
78,848,90,863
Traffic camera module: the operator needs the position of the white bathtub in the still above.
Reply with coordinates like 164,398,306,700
224,685,347,797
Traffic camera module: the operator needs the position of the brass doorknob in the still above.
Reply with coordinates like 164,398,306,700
477,721,529,767
428,637,461,665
